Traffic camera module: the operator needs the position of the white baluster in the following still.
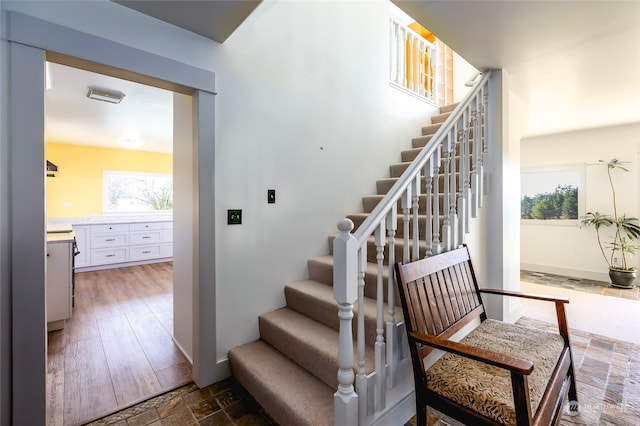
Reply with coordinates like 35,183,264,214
412,174,420,261
389,20,397,84
470,102,479,218
401,186,411,263
424,158,433,257
333,219,358,426
482,89,489,199
356,246,367,423
456,126,465,247
441,133,451,252
462,109,471,233
473,95,484,208
397,26,405,88
374,222,386,411
385,208,398,387
432,147,441,255
449,127,457,248
413,37,419,93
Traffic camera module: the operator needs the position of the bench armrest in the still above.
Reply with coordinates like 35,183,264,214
478,288,572,345
409,331,534,375
479,288,569,303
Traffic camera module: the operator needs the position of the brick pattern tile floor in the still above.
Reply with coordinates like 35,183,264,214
520,270,640,301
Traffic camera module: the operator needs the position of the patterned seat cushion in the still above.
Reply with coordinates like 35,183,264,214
425,319,565,425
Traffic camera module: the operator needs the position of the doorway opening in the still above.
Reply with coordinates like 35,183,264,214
44,62,192,424
7,13,218,425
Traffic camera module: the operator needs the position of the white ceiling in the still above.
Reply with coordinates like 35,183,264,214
45,62,174,153
392,0,640,137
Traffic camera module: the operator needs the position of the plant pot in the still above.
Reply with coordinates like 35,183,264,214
608,268,637,289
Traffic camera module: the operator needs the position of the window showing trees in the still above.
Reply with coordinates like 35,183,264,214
104,171,172,213
521,167,582,220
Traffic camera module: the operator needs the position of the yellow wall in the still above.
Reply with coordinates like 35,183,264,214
46,143,173,218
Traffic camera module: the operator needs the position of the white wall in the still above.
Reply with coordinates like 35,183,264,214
1,0,438,372
453,52,478,102
212,0,438,358
521,123,640,281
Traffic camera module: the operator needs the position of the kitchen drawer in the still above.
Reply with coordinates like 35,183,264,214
91,247,129,265
91,233,128,248
130,222,163,232
161,243,173,258
91,223,129,234
131,244,162,261
130,230,162,245
162,229,173,243
163,222,173,230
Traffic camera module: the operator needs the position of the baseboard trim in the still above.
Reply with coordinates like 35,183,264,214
172,337,193,365
520,263,609,283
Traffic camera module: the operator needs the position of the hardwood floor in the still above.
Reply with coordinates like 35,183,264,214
47,262,192,426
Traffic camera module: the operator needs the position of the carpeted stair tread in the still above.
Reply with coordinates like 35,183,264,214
411,135,434,148
347,212,443,238
229,340,334,426
431,111,452,124
362,194,447,214
259,307,375,389
377,174,464,194
285,279,403,347
328,234,429,265
439,102,459,113
421,123,442,136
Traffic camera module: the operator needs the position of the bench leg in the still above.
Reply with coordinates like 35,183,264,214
416,404,427,426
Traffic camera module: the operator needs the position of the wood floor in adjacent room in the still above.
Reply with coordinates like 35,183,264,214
47,262,192,426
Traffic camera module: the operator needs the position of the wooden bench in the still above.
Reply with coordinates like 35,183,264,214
395,246,578,425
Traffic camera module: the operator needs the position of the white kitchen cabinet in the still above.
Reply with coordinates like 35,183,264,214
74,220,173,271
46,238,73,331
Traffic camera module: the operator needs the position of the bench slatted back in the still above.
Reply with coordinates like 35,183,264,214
395,246,486,359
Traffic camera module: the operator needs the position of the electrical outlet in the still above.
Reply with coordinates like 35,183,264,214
268,189,276,204
227,209,242,225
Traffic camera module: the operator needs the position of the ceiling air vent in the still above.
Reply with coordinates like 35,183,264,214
86,87,126,104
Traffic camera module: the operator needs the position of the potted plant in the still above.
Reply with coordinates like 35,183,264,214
579,159,640,288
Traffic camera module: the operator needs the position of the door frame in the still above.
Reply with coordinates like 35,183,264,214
6,11,218,424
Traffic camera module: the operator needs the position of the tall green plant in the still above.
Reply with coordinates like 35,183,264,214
579,159,640,270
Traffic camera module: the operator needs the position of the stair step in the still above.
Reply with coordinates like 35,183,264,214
285,279,402,347
439,102,459,113
229,340,335,426
328,233,430,267
421,123,442,136
400,147,422,163
259,308,375,389
309,255,401,305
412,135,477,149
377,174,464,194
363,194,447,214
347,212,445,239
431,111,451,124
411,135,433,148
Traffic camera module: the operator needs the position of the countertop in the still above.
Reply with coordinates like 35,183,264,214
48,215,173,228
46,231,75,243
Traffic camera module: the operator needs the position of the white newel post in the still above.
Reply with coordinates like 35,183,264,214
334,219,358,426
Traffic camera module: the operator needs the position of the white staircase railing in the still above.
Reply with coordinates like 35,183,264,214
389,17,437,103
333,71,492,425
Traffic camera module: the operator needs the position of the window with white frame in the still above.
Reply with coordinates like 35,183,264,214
103,171,173,214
